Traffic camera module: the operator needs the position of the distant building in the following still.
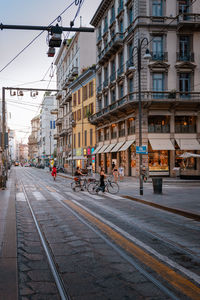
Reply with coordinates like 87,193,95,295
28,115,40,163
38,95,57,166
19,143,28,163
8,129,17,162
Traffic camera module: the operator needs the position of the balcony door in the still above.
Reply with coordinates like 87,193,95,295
152,0,163,17
152,36,163,60
153,73,164,98
179,0,190,20
179,73,190,98
179,36,190,61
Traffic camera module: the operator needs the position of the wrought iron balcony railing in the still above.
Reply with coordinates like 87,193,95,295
176,52,194,62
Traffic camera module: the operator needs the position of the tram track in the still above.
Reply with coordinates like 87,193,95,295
19,178,71,300
19,168,200,299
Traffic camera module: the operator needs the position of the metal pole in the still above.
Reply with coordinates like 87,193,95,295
137,39,143,196
1,87,6,188
72,128,74,176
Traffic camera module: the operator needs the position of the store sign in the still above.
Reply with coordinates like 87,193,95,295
136,146,148,155
91,147,95,154
92,155,95,163
76,148,82,156
83,148,87,155
87,148,91,155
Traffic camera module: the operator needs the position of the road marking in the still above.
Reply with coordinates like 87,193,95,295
65,191,83,200
32,191,46,201
64,199,200,299
51,192,65,200
81,191,103,200
104,192,123,199
16,192,26,202
46,186,56,193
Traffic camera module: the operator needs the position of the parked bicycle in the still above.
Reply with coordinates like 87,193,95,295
71,176,96,192
87,177,119,195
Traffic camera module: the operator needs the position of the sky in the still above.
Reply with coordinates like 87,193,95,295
0,0,101,143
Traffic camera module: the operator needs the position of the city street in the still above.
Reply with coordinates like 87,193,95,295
1,166,200,299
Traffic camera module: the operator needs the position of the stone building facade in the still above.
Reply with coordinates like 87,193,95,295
90,0,200,178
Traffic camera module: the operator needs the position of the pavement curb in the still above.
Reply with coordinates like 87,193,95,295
122,195,200,222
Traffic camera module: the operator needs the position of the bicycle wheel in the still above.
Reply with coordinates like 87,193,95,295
87,182,99,195
71,181,81,192
107,181,119,194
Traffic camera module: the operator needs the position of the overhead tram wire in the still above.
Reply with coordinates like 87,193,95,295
0,1,76,74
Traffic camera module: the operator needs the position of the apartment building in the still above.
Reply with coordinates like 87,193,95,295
69,67,96,170
38,95,57,166
90,0,200,178
54,32,96,168
28,115,40,163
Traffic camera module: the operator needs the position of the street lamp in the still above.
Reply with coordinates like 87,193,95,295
129,38,151,195
71,119,76,176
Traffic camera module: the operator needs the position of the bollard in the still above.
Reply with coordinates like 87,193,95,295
152,177,162,194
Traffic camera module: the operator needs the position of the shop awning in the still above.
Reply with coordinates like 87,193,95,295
176,139,200,150
98,145,109,153
149,139,175,150
104,143,116,153
119,140,135,151
92,145,103,154
67,156,87,160
111,141,125,152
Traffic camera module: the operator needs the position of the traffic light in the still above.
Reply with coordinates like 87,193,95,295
48,24,62,48
47,47,55,57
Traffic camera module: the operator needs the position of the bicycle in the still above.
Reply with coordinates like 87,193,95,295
71,176,96,192
87,177,119,195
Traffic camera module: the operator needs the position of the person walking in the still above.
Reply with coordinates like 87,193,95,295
118,165,124,181
112,165,119,183
51,165,57,181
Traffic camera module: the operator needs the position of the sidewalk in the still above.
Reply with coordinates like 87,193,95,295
55,170,200,220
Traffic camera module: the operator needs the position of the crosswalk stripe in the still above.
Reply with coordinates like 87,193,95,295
32,191,46,201
50,192,65,200
104,192,123,200
16,192,26,202
81,191,103,200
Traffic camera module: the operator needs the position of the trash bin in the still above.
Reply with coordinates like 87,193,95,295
152,177,162,194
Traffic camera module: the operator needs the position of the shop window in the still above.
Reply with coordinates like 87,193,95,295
175,150,197,170
148,147,169,171
148,116,170,133
175,116,196,133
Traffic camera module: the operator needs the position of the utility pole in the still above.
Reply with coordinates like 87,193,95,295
1,87,58,188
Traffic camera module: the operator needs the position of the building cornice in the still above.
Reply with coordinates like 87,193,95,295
90,0,111,27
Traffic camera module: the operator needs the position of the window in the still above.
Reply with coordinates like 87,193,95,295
110,60,116,81
73,93,77,106
152,36,163,60
127,117,135,135
111,89,116,103
50,120,52,129
118,121,125,137
128,6,133,25
175,116,196,133
77,109,81,121
153,73,164,98
90,129,93,146
73,112,76,122
53,121,56,129
73,133,76,148
148,116,170,133
179,73,191,98
89,103,94,114
89,81,93,98
104,94,108,107
110,5,115,23
83,106,87,118
78,132,81,148
179,36,190,61
129,78,134,98
98,99,102,111
82,85,88,101
111,124,117,139
119,84,124,98
78,90,81,104
178,0,189,20
119,19,123,36
104,128,109,140
152,0,163,17
84,130,87,146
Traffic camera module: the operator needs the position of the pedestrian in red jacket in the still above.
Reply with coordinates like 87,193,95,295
51,166,57,181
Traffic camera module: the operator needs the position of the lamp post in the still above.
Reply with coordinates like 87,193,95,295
49,131,52,158
130,38,151,195
71,119,76,176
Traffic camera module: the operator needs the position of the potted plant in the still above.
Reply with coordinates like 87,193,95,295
168,89,176,99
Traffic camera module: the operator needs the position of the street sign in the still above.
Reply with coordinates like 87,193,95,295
136,145,148,155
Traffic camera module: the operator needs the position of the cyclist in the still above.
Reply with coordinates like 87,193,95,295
98,167,106,193
51,165,57,181
74,167,85,190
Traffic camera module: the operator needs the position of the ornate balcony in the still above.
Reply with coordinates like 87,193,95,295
71,66,78,76
176,52,194,62
63,91,72,104
98,33,123,65
55,117,62,125
53,133,59,140
177,13,200,31
150,52,168,61
89,91,200,125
